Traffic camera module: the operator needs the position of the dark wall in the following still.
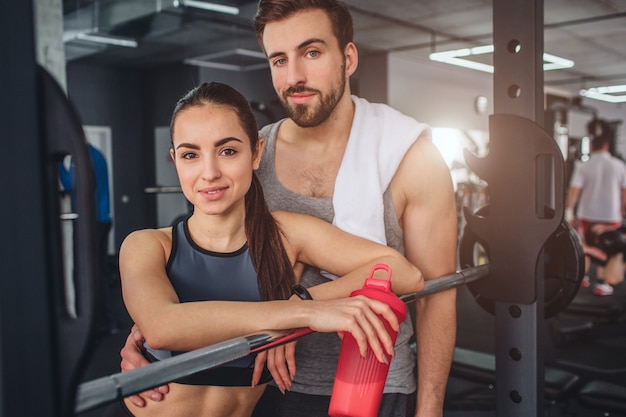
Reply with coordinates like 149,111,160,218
66,62,199,250
199,66,286,126
66,62,282,251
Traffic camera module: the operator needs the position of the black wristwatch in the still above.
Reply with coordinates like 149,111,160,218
291,284,313,300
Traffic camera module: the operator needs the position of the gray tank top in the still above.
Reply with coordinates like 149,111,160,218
258,121,416,395
144,219,269,386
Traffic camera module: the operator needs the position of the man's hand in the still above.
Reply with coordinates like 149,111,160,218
119,324,170,407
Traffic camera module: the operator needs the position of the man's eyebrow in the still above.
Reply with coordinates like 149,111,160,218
267,38,327,60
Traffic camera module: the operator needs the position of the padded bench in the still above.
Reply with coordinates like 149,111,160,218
450,347,581,403
579,380,626,415
564,294,625,319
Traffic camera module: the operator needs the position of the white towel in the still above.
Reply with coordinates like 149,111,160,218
332,96,430,245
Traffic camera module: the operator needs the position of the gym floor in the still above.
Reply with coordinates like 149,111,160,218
77,270,626,417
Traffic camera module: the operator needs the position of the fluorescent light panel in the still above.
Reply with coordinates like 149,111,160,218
176,0,239,15
184,48,268,71
73,33,138,48
579,85,626,103
429,44,574,73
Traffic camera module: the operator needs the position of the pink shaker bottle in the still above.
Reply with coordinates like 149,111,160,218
328,264,407,417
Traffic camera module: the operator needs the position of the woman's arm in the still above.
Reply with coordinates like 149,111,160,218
119,229,400,356
273,210,424,300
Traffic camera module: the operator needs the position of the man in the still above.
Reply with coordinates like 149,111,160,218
566,118,626,295
121,1,457,415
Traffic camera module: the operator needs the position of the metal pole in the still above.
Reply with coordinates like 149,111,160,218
493,0,546,415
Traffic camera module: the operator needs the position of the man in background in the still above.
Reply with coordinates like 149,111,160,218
566,119,626,295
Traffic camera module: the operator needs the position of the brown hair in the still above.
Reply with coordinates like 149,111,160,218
587,118,613,151
170,82,294,301
254,0,354,52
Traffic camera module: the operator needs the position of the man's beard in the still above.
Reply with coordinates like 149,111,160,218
280,74,346,128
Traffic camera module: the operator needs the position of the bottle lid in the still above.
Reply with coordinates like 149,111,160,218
351,264,406,321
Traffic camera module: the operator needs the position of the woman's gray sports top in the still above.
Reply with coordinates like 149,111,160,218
143,218,271,386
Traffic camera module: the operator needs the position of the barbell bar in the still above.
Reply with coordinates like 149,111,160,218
75,264,490,414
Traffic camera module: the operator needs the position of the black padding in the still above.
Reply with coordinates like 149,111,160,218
565,297,625,318
450,348,580,401
450,348,495,385
598,229,626,256
579,380,626,413
545,368,581,401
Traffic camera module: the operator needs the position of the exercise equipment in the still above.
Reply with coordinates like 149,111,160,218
40,65,102,417
74,221,586,415
459,205,586,318
75,265,490,414
596,229,626,256
469,2,568,411
448,347,580,406
578,380,626,415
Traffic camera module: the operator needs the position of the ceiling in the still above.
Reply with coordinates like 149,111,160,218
62,0,626,98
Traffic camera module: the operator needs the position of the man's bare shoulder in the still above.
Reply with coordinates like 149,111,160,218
391,133,454,206
405,133,445,165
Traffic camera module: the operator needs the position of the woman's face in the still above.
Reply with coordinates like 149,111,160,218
170,104,261,217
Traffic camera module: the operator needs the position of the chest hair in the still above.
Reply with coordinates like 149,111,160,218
275,146,344,198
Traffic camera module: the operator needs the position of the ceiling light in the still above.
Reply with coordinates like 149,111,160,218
184,48,267,71
68,33,138,48
579,85,626,103
429,45,574,74
174,0,240,15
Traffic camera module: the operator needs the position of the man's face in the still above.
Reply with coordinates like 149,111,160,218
262,9,348,128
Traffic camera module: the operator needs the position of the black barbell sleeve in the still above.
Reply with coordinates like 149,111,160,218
400,264,490,303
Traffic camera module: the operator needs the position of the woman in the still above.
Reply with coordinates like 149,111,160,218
118,82,423,417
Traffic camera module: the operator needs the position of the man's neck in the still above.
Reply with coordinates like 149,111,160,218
272,93,356,198
592,147,610,154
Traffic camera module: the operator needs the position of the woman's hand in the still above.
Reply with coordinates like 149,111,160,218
305,296,398,364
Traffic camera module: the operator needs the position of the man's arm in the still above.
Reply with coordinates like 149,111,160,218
565,186,581,225
392,136,458,417
119,325,170,407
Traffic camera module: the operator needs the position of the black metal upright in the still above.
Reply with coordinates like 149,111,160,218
462,1,567,416
0,2,100,416
0,2,59,416
492,1,547,416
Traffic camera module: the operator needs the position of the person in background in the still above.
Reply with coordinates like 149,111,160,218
109,81,423,417
566,118,626,295
582,223,626,290
120,1,458,416
59,138,117,334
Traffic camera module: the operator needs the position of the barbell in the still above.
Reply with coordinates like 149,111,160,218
75,264,490,414
75,218,584,413
459,205,585,318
